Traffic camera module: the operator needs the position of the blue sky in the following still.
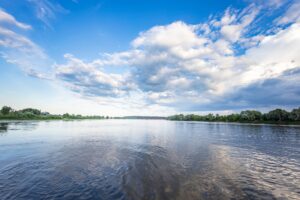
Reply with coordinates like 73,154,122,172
0,0,299,116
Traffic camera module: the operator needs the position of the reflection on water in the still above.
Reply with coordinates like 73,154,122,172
0,122,8,134
0,120,299,199
0,121,38,133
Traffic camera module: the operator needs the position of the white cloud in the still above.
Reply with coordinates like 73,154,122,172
55,54,136,97
246,0,287,8
27,0,68,27
0,9,51,78
276,1,300,25
240,22,300,83
0,9,31,29
220,6,259,43
0,27,44,56
132,21,207,49
268,0,287,7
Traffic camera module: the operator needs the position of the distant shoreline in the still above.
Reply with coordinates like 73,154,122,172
1,106,299,125
1,119,300,127
0,106,110,121
167,120,300,126
0,118,105,121
168,107,300,126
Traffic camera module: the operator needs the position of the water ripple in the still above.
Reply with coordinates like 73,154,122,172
0,120,299,199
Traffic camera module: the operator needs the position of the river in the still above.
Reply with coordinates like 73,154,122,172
0,120,299,199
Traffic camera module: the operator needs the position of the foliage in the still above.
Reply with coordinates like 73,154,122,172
0,106,106,120
289,108,300,121
168,107,300,124
1,106,12,115
20,108,41,115
265,109,289,121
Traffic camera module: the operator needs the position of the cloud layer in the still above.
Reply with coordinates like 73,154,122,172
1,0,300,113
54,2,300,111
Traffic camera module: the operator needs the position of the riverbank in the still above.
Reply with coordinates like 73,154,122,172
168,119,300,126
1,106,299,125
0,117,105,121
168,107,300,125
0,115,107,121
0,106,108,121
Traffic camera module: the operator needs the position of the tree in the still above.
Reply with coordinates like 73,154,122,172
206,113,215,121
289,107,300,121
240,110,262,121
266,109,289,121
21,108,41,115
1,106,12,115
227,114,240,122
63,113,70,118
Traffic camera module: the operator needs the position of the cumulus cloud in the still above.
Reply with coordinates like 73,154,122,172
55,54,136,97
219,6,258,43
214,68,300,110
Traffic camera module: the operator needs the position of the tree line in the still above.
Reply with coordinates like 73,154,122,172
0,106,109,120
168,107,300,124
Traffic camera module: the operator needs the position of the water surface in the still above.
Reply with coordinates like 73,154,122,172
0,120,299,200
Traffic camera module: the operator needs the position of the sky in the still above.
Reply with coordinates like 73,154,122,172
0,0,299,116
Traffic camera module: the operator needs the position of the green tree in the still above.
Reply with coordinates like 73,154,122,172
227,114,240,122
266,109,289,121
1,106,12,115
289,107,300,121
63,113,70,118
206,113,215,121
240,110,262,121
21,108,41,115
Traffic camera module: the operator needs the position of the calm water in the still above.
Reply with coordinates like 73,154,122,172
0,120,299,200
